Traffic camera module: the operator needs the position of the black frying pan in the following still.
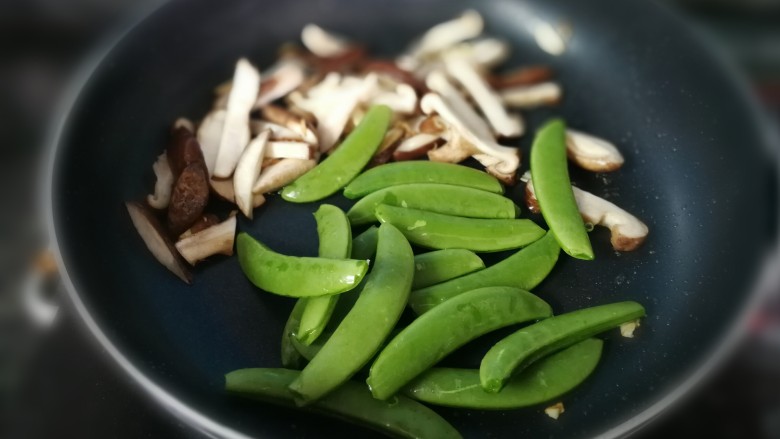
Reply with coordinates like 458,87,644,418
47,0,778,437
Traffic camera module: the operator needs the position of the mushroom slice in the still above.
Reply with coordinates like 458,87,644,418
261,105,318,145
173,117,195,132
234,131,270,218
525,178,648,251
210,178,266,207
487,65,553,89
370,83,417,114
125,201,192,283
441,38,509,68
501,81,562,108
213,58,261,178
147,153,174,209
370,127,406,166
251,158,316,194
418,114,448,135
472,153,517,185
420,93,519,175
444,57,523,137
425,71,492,139
179,213,220,238
393,133,443,161
301,24,351,58
265,141,313,160
175,215,237,265
566,129,624,172
254,58,307,108
250,120,301,141
197,109,226,176
400,10,484,68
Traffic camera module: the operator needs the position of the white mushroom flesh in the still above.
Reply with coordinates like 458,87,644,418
620,320,640,338
146,153,174,209
233,130,270,218
301,24,351,58
252,158,317,194
425,71,493,139
254,59,306,108
197,109,227,176
407,10,484,60
526,178,649,251
544,403,565,420
265,141,312,160
175,216,237,265
173,117,195,132
250,120,302,141
444,57,523,137
370,83,418,114
566,129,624,172
501,81,562,108
213,58,260,178
420,93,519,174
442,38,509,68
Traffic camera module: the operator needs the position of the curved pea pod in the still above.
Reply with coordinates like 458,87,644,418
289,224,414,404
343,161,503,199
282,105,392,203
409,232,560,314
413,249,484,290
367,287,552,400
291,329,331,361
347,183,518,226
237,233,368,297
297,205,352,345
376,205,545,252
530,119,594,260
281,299,307,369
226,368,462,439
403,338,603,409
351,226,379,261
480,301,646,393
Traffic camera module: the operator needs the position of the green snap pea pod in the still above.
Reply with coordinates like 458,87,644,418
297,205,352,345
375,205,545,252
402,338,603,409
281,299,307,369
343,161,503,199
237,233,368,297
480,301,645,392
367,287,552,400
282,105,392,203
291,329,332,361
530,119,594,260
412,249,484,290
409,233,559,314
347,183,517,226
351,226,379,261
226,368,462,439
289,224,414,404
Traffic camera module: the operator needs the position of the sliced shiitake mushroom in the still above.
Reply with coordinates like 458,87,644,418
126,201,191,283
175,215,237,265
486,65,553,89
393,134,444,161
146,153,174,210
168,164,210,236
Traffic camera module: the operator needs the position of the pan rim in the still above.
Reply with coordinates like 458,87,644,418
43,1,780,438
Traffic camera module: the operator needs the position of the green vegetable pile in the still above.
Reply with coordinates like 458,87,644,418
227,105,646,438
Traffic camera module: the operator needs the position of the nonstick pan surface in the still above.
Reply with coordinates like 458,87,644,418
49,0,778,437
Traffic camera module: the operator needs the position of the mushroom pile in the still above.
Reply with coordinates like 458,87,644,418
126,10,646,283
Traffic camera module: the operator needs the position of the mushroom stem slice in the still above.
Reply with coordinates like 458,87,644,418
254,59,306,108
425,70,493,140
409,10,484,60
566,129,624,172
175,216,237,265
525,179,648,251
393,133,443,161
442,38,510,68
265,141,313,160
197,109,227,176
213,58,261,178
234,131,270,218
444,57,523,137
301,24,351,58
147,153,175,209
501,82,562,108
472,153,517,185
251,158,317,194
370,83,418,114
420,92,519,175
125,202,192,284
261,105,319,146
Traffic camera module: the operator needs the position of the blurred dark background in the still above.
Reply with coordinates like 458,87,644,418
0,0,779,438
